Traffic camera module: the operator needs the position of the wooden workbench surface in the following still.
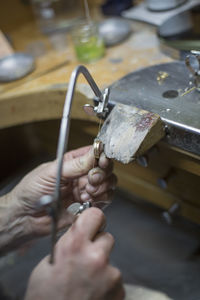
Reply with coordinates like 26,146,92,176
0,19,172,129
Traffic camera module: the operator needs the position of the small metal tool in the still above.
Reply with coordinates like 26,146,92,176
83,87,110,118
83,87,109,164
67,201,92,216
185,51,200,91
38,65,110,264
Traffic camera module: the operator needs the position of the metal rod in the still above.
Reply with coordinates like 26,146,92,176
50,65,104,263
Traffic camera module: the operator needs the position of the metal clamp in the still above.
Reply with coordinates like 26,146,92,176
83,87,110,118
185,50,200,91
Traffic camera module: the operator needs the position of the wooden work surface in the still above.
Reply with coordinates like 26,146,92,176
0,18,173,129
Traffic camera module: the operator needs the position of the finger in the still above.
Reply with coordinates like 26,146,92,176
59,209,76,226
106,267,125,300
70,207,106,241
91,190,114,211
116,286,126,300
86,174,117,197
80,188,114,206
80,171,116,202
88,164,114,186
62,147,95,179
93,232,115,256
98,152,113,170
70,175,89,202
28,211,74,238
77,174,89,191
109,282,125,300
64,145,92,160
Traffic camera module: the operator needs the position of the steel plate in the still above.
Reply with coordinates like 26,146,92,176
108,61,200,155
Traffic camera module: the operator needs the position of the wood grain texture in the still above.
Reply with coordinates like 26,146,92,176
0,84,97,129
98,103,165,163
114,161,200,225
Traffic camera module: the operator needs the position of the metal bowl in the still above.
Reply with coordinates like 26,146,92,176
0,53,35,83
98,18,132,47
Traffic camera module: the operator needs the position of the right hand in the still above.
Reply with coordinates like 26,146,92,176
25,208,125,300
9,146,116,242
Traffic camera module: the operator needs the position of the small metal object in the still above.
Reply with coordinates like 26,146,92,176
78,201,92,214
67,202,82,215
157,71,169,85
83,88,110,119
83,104,96,116
136,146,158,168
157,168,176,189
93,139,102,159
38,65,110,264
94,87,110,118
98,18,131,47
136,155,148,167
162,202,180,225
0,53,35,82
147,0,187,11
185,51,200,91
67,201,92,215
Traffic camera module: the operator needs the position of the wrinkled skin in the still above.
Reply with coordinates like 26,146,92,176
9,145,117,239
1,145,123,299
25,208,125,300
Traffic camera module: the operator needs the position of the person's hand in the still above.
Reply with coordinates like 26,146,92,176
8,145,117,239
25,208,125,300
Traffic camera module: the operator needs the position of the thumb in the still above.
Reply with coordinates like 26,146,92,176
62,147,95,179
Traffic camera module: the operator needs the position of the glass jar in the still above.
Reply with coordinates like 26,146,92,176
71,22,105,63
31,0,83,34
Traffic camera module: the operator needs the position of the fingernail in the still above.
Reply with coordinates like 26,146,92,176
99,153,110,169
100,152,107,161
87,184,98,193
80,192,90,201
91,173,103,183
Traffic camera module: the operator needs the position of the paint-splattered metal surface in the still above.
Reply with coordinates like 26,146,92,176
108,61,200,155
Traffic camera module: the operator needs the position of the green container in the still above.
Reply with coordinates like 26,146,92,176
72,22,105,63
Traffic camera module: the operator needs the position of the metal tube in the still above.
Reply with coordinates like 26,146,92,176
54,65,103,207
48,65,104,263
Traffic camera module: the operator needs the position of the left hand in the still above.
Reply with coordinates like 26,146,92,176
9,145,117,239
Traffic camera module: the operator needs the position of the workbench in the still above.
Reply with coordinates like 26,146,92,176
0,2,200,225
